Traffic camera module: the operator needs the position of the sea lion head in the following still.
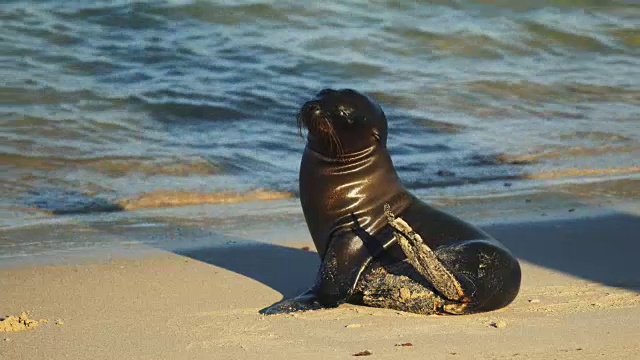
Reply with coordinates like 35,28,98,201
298,88,388,157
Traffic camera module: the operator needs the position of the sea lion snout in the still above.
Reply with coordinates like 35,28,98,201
297,89,388,156
298,89,353,128
297,100,332,137
299,100,323,122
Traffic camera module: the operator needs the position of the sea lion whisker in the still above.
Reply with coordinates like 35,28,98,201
296,113,304,138
318,115,338,155
328,125,344,155
327,126,338,154
302,107,344,155
322,118,343,155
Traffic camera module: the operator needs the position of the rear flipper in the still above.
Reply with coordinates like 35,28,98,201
374,204,521,314
353,259,465,315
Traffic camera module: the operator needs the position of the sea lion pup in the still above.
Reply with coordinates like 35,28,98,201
261,89,521,315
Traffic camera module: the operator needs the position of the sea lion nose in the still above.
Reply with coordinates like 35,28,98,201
302,100,322,116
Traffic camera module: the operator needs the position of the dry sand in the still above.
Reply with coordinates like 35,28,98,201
1,210,639,359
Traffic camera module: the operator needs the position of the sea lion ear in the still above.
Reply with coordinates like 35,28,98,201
372,128,381,141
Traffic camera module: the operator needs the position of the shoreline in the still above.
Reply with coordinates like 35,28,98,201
2,198,640,359
2,177,639,268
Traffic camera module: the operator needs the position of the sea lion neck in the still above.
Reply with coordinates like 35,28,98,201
303,143,378,164
299,144,408,258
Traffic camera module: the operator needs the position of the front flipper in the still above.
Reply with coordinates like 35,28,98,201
260,214,396,315
261,215,397,314
312,225,396,307
259,234,375,314
260,289,323,315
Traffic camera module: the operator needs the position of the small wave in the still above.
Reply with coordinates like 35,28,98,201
385,25,530,59
22,189,122,215
85,157,221,177
118,189,293,210
54,3,167,30
161,2,290,26
406,174,521,189
468,153,536,166
610,27,640,48
416,117,469,134
494,144,640,163
466,80,639,104
130,95,250,123
1,154,221,177
556,131,632,143
525,167,640,180
366,91,417,108
523,21,612,54
20,188,293,215
405,166,640,190
0,85,102,106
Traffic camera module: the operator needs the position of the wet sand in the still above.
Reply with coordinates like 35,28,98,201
2,202,640,360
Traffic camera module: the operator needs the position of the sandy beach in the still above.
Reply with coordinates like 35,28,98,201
2,1,639,359
2,189,640,360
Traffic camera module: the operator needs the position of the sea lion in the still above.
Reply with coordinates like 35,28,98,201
261,88,521,315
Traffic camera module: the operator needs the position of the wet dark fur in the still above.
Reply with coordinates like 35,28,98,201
261,89,521,315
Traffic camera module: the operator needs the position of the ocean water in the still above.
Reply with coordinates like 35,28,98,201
1,1,639,258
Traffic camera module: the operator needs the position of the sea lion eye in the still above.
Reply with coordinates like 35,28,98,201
339,108,354,124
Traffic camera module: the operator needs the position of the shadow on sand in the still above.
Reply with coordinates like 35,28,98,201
175,210,640,303
177,243,320,299
489,213,640,289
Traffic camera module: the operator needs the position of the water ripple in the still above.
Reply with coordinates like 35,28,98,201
1,0,638,215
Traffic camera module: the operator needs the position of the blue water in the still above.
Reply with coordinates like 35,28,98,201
1,0,639,224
